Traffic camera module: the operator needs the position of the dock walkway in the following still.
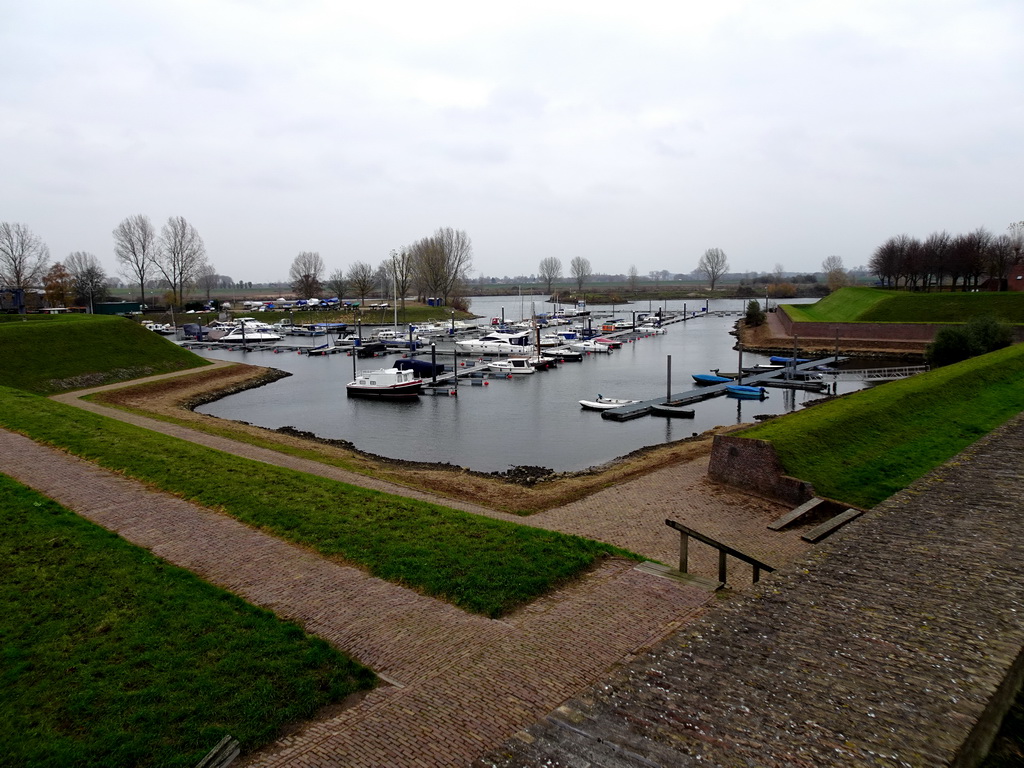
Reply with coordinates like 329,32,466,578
601,358,840,421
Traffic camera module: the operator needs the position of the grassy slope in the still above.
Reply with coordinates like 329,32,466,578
781,286,1024,325
741,343,1024,508
0,314,207,393
0,387,630,617
781,286,896,322
0,474,375,768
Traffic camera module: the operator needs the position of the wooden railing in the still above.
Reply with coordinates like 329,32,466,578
665,519,775,586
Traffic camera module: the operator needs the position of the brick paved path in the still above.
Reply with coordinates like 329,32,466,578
0,368,815,766
474,413,1024,767
0,423,707,767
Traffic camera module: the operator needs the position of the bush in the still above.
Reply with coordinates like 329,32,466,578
926,315,1014,367
745,300,766,327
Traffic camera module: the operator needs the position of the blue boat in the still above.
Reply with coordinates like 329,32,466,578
726,385,768,400
769,356,809,364
692,373,732,385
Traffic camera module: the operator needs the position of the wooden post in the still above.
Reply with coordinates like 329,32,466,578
431,343,437,385
753,564,762,583
718,549,727,584
666,355,672,401
736,343,743,385
678,532,689,573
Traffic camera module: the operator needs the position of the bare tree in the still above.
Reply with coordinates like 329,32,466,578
387,247,415,313
921,231,952,291
347,261,376,305
155,216,207,307
821,255,848,292
113,214,157,306
289,251,325,299
411,227,474,305
326,268,347,300
0,222,50,293
988,234,1016,291
42,262,74,308
697,248,729,290
196,263,219,301
627,264,639,293
65,251,107,311
538,257,562,292
570,256,592,292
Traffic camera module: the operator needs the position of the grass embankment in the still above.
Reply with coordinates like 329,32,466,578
781,286,1024,325
0,314,207,393
0,387,631,617
741,343,1024,508
0,474,375,768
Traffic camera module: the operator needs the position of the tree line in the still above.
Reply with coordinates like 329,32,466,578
0,216,210,310
287,227,473,311
869,224,1024,291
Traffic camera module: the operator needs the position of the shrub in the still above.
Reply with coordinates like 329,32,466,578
745,299,766,327
926,315,1014,367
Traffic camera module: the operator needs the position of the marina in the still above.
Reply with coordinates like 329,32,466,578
188,296,894,473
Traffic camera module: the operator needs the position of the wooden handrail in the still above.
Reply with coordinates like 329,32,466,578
665,519,775,585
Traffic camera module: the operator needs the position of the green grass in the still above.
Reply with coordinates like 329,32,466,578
0,314,207,393
740,343,1024,508
0,473,375,768
781,286,895,322
781,286,1024,325
0,388,632,617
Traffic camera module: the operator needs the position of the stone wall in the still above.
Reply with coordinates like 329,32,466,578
707,434,814,505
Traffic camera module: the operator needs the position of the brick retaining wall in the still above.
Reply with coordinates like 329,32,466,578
707,434,815,505
776,311,1024,343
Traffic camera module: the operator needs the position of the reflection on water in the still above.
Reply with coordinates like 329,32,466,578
192,297,868,473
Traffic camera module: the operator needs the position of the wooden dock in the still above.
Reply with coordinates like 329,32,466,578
600,357,842,421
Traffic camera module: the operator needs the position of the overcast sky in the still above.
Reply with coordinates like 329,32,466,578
3,0,1022,284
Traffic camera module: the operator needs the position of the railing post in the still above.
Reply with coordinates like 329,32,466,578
679,532,689,573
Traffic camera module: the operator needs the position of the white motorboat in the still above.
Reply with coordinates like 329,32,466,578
217,319,282,342
570,340,613,354
455,331,533,355
346,367,423,399
578,395,640,411
487,357,536,375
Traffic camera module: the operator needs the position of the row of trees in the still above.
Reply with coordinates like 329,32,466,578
0,216,211,310
869,224,1024,291
287,227,475,311
535,250,731,294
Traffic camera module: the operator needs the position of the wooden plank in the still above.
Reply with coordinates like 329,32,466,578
801,508,865,543
768,497,827,531
634,561,722,591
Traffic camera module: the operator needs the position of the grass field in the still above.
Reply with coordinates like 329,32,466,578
0,387,632,617
0,474,375,768
0,314,207,393
741,342,1024,508
781,286,1024,325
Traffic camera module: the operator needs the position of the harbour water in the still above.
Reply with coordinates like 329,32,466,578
190,296,870,473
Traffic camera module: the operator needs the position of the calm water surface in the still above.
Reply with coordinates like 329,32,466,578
192,297,867,473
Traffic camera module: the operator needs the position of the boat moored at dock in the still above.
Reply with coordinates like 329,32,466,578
346,368,423,399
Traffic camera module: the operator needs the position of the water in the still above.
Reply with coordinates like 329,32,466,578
191,296,866,473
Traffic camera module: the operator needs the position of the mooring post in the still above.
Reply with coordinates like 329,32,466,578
666,354,672,401
678,531,689,573
736,343,743,385
431,343,437,385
